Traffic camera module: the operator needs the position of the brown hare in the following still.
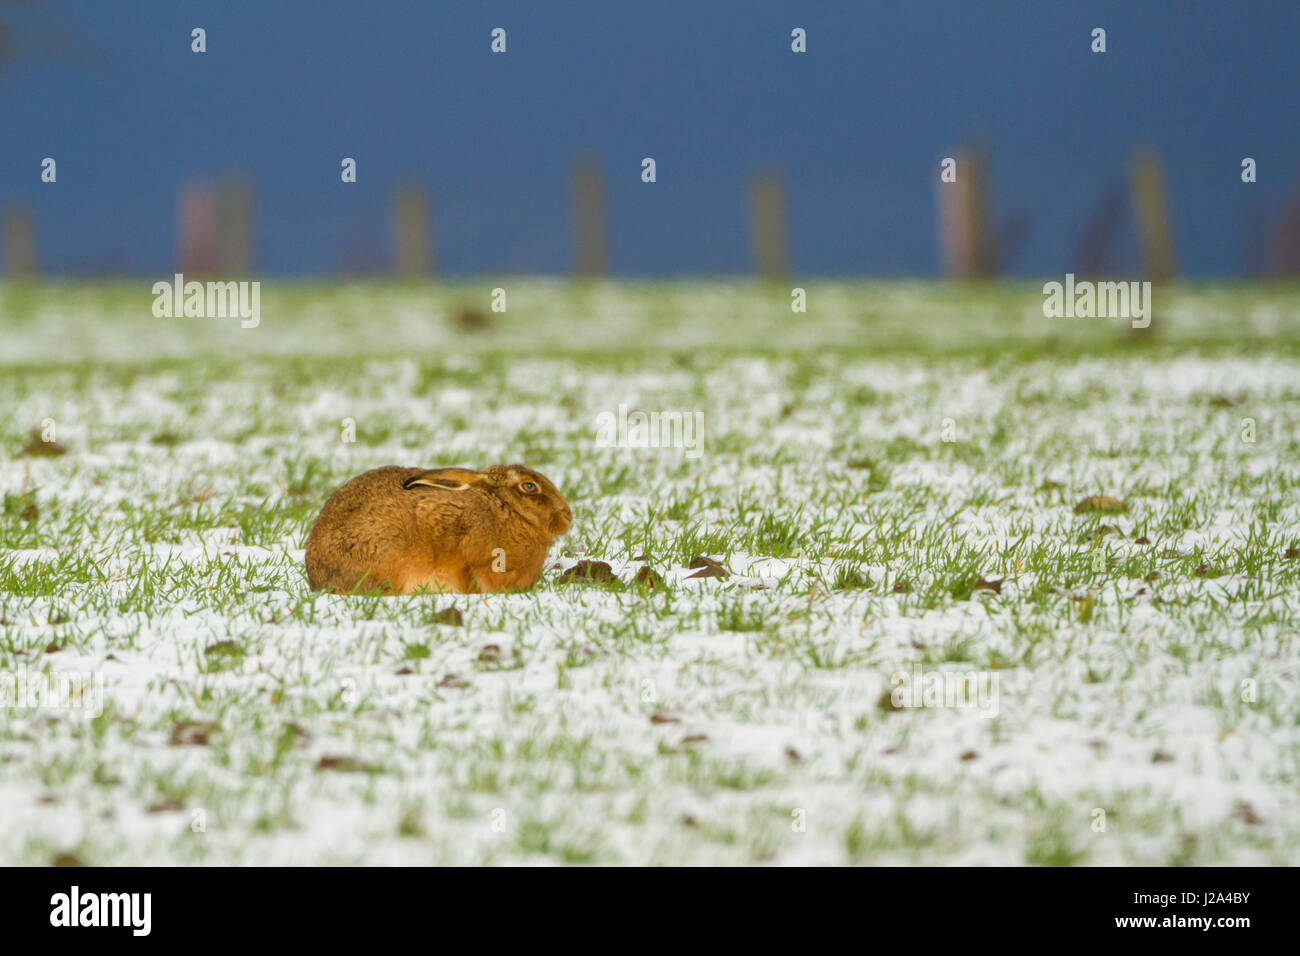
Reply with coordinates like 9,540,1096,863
304,464,571,595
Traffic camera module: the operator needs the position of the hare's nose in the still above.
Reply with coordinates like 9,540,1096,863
552,507,573,534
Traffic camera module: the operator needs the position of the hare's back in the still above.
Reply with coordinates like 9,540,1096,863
328,466,422,503
309,466,425,545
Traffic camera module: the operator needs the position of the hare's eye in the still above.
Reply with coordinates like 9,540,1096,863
520,481,539,494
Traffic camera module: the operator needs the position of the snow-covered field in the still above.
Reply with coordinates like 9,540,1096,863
1,280,1298,864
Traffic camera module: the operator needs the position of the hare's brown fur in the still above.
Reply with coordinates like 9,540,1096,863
304,464,571,595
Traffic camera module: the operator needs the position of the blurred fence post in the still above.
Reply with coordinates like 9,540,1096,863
1129,148,1176,281
1074,182,1128,276
1272,188,1300,275
971,147,999,277
570,159,608,277
218,180,253,275
178,182,220,275
1,204,38,278
748,171,788,279
938,147,997,278
938,156,973,278
391,185,434,277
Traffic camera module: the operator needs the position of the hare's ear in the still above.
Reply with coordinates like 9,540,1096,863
403,468,482,492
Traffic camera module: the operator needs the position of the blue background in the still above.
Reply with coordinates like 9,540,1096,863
1,0,1297,276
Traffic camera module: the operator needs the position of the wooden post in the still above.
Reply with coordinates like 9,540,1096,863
748,171,788,279
971,147,999,277
938,148,997,278
1129,148,1176,281
570,159,608,277
1074,182,1128,276
391,185,434,277
1,204,38,278
1272,189,1300,276
218,179,253,275
178,182,220,275
938,153,974,278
